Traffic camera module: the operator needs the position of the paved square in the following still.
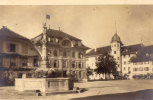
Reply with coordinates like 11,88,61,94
0,80,153,100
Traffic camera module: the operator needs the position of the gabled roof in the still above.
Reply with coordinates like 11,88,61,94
46,29,81,41
86,46,111,56
87,44,143,57
31,28,89,50
121,44,143,55
130,45,153,62
32,29,81,41
0,26,28,40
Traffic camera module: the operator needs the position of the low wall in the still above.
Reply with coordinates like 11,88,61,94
15,78,73,92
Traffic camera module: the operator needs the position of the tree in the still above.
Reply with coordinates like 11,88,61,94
95,53,117,80
86,67,93,80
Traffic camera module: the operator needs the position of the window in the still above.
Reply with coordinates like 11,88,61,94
49,60,52,68
114,51,116,54
79,62,82,68
62,40,71,47
124,61,126,65
0,58,2,67
53,50,58,56
48,37,51,42
26,73,32,78
78,52,83,58
124,67,126,71
54,60,57,68
144,67,149,71
72,62,75,68
117,57,119,60
10,57,16,67
63,60,67,68
128,67,130,71
114,44,116,47
10,44,16,52
117,44,119,47
133,68,137,71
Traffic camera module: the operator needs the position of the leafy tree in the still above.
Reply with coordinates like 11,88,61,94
95,53,117,80
86,67,93,80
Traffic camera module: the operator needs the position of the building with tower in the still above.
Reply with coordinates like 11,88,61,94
31,25,89,81
86,33,153,80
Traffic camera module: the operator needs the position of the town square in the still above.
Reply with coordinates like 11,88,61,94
0,5,153,100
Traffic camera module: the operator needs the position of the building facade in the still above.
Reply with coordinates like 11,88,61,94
86,33,153,79
0,26,40,78
31,28,89,81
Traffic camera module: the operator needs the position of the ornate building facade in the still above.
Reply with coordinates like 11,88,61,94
31,27,89,81
87,33,153,79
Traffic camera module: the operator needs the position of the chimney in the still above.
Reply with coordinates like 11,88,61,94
94,48,97,52
2,26,7,28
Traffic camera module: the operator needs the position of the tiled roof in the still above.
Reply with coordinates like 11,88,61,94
121,44,143,55
86,46,111,56
47,29,81,41
32,29,81,41
130,45,153,62
0,26,28,40
32,28,89,49
87,44,143,56
111,33,121,43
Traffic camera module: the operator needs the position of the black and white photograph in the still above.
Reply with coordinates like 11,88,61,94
0,2,153,100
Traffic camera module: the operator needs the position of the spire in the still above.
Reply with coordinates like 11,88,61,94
115,18,117,34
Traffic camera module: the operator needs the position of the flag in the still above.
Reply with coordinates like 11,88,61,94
46,14,50,20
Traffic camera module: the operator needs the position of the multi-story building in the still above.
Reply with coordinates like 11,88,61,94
0,26,40,77
86,33,153,79
31,27,89,81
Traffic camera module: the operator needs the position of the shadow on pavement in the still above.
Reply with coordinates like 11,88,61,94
70,89,153,100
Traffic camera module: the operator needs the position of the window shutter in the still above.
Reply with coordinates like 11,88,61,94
16,44,19,53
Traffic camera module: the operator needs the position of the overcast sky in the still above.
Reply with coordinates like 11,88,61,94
0,5,153,48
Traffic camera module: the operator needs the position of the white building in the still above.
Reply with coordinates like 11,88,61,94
86,33,153,79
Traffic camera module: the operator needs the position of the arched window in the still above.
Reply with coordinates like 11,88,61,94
79,62,82,68
72,61,75,68
62,40,71,47
54,60,57,68
78,52,83,58
53,50,58,56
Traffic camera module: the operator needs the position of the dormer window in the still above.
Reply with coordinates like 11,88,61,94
78,52,83,58
146,53,149,57
62,40,71,47
48,37,51,42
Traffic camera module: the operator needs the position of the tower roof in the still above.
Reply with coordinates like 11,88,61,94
111,33,121,43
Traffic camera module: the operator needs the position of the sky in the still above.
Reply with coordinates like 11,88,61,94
0,5,153,48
